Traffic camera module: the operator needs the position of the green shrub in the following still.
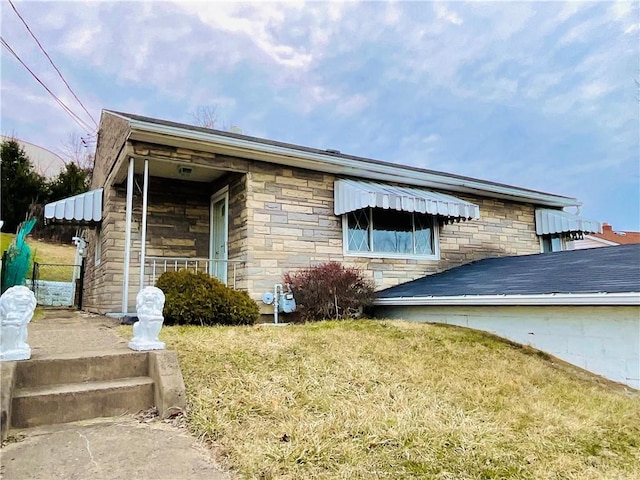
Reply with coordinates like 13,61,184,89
284,262,376,322
156,270,259,326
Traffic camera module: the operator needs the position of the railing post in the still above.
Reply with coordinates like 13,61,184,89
0,251,7,294
31,262,39,297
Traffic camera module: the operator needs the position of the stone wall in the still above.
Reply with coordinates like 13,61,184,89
83,184,124,313
31,280,75,307
83,175,213,313
91,113,130,190
84,139,541,314
143,177,211,258
221,174,249,291
244,163,540,307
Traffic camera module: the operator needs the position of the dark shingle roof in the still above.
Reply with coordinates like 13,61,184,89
378,244,640,298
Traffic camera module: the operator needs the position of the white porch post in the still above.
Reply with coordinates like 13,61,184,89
122,157,135,314
139,159,149,290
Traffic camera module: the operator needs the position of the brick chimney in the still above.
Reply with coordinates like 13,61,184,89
602,223,613,233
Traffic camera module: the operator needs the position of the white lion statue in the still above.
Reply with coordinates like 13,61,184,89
128,286,166,351
0,286,37,361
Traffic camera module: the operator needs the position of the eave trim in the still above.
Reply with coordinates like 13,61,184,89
374,292,640,306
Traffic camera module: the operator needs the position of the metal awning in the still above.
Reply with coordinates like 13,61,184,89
44,188,103,224
535,208,601,235
334,179,480,220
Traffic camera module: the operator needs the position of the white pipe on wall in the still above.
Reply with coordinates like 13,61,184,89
139,159,149,290
274,284,282,325
122,157,135,314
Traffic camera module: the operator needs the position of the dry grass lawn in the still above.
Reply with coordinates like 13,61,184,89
1,233,76,263
157,320,640,480
1,233,76,281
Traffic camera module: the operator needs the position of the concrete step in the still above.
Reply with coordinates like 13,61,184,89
15,351,149,389
11,377,154,429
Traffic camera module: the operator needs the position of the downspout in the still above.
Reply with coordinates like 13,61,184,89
139,158,149,290
122,157,134,314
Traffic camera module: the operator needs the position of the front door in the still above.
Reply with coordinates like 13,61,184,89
209,188,229,284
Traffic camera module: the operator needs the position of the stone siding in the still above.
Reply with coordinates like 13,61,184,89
83,176,213,313
84,139,540,314
83,185,124,313
244,164,540,310
91,113,130,190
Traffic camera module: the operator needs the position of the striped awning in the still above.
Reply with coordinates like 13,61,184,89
535,208,601,235
44,188,103,224
334,179,480,220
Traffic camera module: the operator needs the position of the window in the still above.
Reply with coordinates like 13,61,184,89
94,227,102,265
344,208,437,258
541,235,564,253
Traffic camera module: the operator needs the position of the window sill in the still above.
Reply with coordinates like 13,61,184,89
344,251,440,261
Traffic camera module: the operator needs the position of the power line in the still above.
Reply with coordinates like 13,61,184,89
7,0,98,129
0,36,95,133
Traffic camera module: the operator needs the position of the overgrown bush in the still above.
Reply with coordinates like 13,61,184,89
156,270,259,326
284,262,376,322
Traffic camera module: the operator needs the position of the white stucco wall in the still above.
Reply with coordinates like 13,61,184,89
376,305,640,390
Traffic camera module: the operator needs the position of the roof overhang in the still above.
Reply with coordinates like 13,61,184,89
334,179,480,220
374,292,640,306
44,188,103,225
535,208,602,236
105,111,580,208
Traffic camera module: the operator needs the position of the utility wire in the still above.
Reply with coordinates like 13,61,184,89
7,0,98,129
1,36,94,133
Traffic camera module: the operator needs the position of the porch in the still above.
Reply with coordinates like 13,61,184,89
46,141,250,315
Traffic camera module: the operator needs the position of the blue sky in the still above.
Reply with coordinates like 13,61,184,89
1,1,638,230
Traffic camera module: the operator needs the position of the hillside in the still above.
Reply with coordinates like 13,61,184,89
1,233,76,265
157,320,640,479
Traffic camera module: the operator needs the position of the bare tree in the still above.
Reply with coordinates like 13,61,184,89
190,105,221,129
58,132,95,171
189,104,239,132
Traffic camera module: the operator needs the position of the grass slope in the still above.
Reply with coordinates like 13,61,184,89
1,233,76,281
159,320,640,480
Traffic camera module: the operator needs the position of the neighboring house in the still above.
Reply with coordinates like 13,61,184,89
375,244,640,389
568,223,640,250
44,110,601,317
1,135,66,179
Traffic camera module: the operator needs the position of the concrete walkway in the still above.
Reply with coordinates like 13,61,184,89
0,309,232,480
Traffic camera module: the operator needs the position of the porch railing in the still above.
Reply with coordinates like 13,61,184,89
144,257,244,289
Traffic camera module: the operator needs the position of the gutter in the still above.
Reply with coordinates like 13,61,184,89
114,114,579,208
373,292,640,307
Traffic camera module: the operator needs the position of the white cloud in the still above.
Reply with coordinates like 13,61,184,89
580,81,612,100
609,0,634,20
625,23,640,34
433,3,463,26
383,1,402,26
335,93,369,116
423,134,440,144
522,73,564,100
173,2,313,69
60,26,101,53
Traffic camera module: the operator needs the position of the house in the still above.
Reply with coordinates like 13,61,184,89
375,244,640,389
44,110,602,317
568,223,640,250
